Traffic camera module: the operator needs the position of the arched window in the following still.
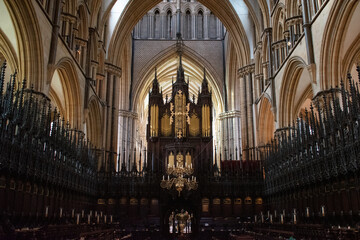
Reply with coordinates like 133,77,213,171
184,10,191,39
197,10,204,39
166,10,172,39
209,12,216,39
154,10,161,38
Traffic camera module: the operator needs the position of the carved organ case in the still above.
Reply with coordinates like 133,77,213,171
147,61,213,174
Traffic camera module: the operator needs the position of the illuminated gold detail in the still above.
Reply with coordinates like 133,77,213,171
202,104,211,137
189,113,200,136
176,153,184,168
161,154,197,196
130,198,138,205
223,198,232,205
234,198,242,205
213,198,221,205
255,197,263,205
161,113,171,136
245,196,252,205
150,104,159,137
168,152,174,168
202,198,210,213
170,90,190,139
185,152,191,167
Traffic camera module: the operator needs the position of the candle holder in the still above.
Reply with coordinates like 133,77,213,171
160,163,198,196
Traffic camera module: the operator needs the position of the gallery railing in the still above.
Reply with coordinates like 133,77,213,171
0,61,97,196
265,66,360,196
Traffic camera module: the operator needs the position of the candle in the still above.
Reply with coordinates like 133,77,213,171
254,215,257,222
100,211,103,217
321,206,325,217
306,207,310,217
90,210,92,217
76,213,80,225
280,214,284,224
270,214,273,223
274,210,277,218
72,209,75,218
104,215,107,224
97,215,100,224
88,214,90,224
82,210,84,218
261,213,264,223
110,215,113,224
163,175,165,181
45,206,49,218
60,208,63,218
168,175,170,180
95,211,97,217
293,213,297,224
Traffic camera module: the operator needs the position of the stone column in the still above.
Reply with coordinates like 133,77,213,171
301,0,315,65
265,28,276,111
192,14,196,39
238,68,248,160
204,12,209,40
104,63,122,172
148,14,154,39
216,18,222,39
246,65,256,159
161,13,166,39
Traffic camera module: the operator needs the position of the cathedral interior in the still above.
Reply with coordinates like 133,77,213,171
0,0,360,239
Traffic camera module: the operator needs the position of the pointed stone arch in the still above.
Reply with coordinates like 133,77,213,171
50,57,82,128
106,0,251,68
279,57,312,127
320,0,360,90
86,96,103,148
257,95,275,145
3,0,43,90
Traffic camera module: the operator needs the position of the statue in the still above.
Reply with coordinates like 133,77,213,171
175,209,190,234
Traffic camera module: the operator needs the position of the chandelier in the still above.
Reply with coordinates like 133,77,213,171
160,162,198,196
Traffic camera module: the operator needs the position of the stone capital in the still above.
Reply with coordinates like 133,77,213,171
105,62,122,77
